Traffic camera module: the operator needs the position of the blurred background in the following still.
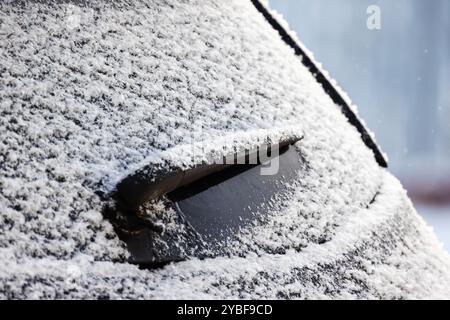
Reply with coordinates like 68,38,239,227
268,0,450,250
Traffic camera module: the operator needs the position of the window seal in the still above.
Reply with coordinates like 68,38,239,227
250,0,388,168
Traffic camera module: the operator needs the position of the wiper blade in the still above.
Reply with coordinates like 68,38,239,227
104,138,304,267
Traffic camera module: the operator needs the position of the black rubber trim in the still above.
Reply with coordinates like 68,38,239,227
251,0,388,168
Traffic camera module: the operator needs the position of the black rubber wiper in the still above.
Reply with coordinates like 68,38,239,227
104,137,304,266
116,136,301,211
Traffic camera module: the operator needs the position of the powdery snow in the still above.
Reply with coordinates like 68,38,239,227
0,0,449,299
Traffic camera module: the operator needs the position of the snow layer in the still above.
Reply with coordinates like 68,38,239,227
1,0,449,299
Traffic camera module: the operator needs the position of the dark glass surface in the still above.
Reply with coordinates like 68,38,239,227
168,145,302,242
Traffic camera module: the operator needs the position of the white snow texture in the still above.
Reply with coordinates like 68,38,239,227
0,0,449,299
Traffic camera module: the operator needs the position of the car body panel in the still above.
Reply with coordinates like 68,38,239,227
0,0,449,299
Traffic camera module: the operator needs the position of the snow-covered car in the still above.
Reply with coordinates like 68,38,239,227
1,0,450,299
